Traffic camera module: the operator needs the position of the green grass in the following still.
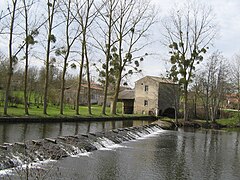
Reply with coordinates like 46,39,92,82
0,104,126,118
193,118,240,127
0,89,129,118
217,118,240,126
217,110,240,126
159,113,240,128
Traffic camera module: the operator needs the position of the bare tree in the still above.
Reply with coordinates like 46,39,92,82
163,1,217,121
43,0,58,115
0,10,3,34
0,6,7,35
27,67,38,104
0,2,15,36
195,52,230,122
92,0,118,115
4,0,19,115
0,53,8,93
74,0,97,115
56,0,81,115
231,54,240,123
21,0,39,115
110,0,156,114
209,56,229,122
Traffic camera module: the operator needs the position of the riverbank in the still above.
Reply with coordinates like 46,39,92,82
0,104,159,123
152,120,177,130
0,105,115,117
0,115,157,123
0,124,163,172
155,118,240,130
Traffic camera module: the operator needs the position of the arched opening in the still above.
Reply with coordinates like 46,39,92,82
162,108,175,118
148,110,154,116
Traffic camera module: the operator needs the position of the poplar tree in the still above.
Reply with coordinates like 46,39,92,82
163,1,217,121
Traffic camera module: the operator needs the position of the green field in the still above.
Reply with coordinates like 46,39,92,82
0,104,125,118
217,110,240,127
160,109,240,128
0,90,127,117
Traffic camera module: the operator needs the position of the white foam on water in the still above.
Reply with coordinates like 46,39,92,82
11,153,24,166
71,151,92,157
98,137,115,146
0,169,14,176
127,131,140,139
98,137,126,150
137,129,165,140
95,126,165,151
92,141,105,150
21,159,56,169
94,137,125,151
0,159,56,177
0,125,165,177
70,147,92,157
98,144,125,151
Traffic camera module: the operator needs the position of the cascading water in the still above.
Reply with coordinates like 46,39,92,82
0,124,163,172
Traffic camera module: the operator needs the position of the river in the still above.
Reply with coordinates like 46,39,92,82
0,122,240,180
0,120,152,144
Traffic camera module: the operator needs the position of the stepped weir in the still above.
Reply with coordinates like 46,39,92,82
0,124,163,171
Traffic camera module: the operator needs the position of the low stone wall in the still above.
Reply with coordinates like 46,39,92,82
176,120,228,129
152,120,177,130
0,124,162,171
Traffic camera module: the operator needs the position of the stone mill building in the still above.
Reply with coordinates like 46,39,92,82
133,76,178,116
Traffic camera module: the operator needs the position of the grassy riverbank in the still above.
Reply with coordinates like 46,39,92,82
0,104,126,118
160,112,240,129
0,104,157,123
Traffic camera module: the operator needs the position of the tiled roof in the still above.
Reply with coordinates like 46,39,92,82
118,89,135,100
136,76,177,84
81,84,103,91
148,76,176,84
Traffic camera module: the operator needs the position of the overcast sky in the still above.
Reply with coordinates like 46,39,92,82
136,0,240,84
1,0,240,86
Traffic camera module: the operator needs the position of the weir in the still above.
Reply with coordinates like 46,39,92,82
0,124,163,171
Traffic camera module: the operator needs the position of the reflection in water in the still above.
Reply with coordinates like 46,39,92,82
0,120,152,144
39,129,240,180
1,127,240,180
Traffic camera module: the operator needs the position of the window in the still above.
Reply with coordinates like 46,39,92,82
144,85,149,92
144,100,148,106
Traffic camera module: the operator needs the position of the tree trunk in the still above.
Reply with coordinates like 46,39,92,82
4,0,18,115
238,76,240,123
111,72,121,115
183,85,188,121
85,44,92,115
206,92,209,123
24,43,29,115
101,23,113,114
23,0,29,115
76,63,83,115
60,0,71,115
76,35,85,115
43,61,49,115
60,58,67,115
174,86,179,124
4,71,12,115
43,0,56,115
102,72,109,115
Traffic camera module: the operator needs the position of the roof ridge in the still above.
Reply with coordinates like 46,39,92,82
146,76,176,84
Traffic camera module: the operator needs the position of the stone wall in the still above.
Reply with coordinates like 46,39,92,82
134,76,178,116
158,83,178,115
134,77,159,115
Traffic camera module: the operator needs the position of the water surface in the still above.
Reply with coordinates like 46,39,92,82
0,120,152,144
52,129,240,180
1,125,240,180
